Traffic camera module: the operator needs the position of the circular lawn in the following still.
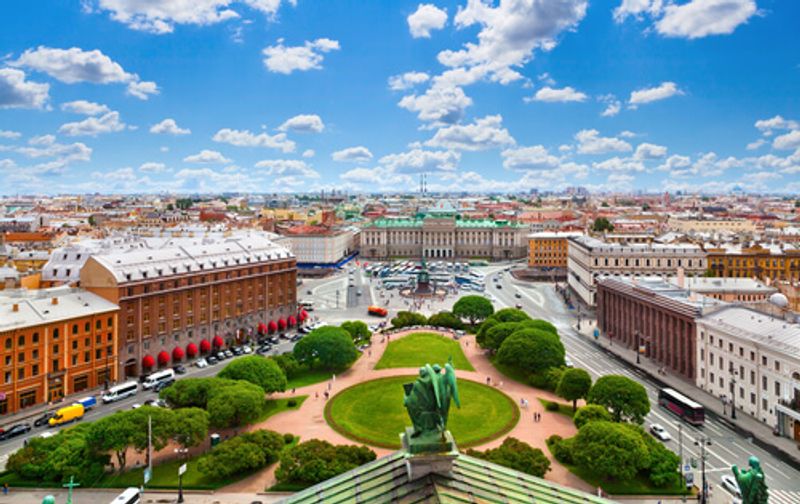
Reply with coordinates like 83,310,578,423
325,376,519,449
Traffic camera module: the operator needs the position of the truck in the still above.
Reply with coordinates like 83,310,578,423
49,403,85,427
75,396,97,411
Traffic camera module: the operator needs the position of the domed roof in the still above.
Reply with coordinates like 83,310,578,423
769,292,789,308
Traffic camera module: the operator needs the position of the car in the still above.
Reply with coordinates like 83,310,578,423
290,334,303,342
495,284,502,289
514,292,522,298
269,336,280,344
257,345,272,354
649,424,672,442
232,347,244,356
242,345,253,354
515,303,523,309
194,358,208,368
564,357,574,368
216,351,227,360
298,326,311,334
153,379,174,393
131,403,143,410
224,350,234,359
0,423,32,441
33,412,55,428
206,355,219,365
173,364,187,375
721,475,742,500
306,290,312,295
144,399,167,408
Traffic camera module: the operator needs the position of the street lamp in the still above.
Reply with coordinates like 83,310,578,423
635,330,641,364
729,364,738,420
693,435,712,504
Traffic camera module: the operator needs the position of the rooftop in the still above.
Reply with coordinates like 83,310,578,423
0,286,118,331
698,305,800,359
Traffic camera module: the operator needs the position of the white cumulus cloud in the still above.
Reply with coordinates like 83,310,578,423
773,130,800,151
0,130,22,140
425,115,515,151
150,118,191,135
502,145,560,170
378,148,460,173
139,161,168,173
628,81,683,107
388,71,430,91
0,69,50,109
255,159,320,178
262,38,340,74
527,85,587,103
58,111,126,137
634,142,667,159
61,100,110,115
278,114,324,133
575,129,632,155
183,149,231,164
614,0,758,39
408,4,448,38
332,146,373,163
212,128,295,152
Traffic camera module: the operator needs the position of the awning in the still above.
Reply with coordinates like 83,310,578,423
199,339,211,353
172,347,185,361
212,335,224,348
157,351,170,366
268,320,278,333
257,322,268,334
142,354,155,368
278,318,287,330
186,343,198,357
288,315,297,327
299,309,308,322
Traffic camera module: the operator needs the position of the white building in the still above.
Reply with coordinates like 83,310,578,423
283,226,359,267
695,306,800,441
567,235,707,306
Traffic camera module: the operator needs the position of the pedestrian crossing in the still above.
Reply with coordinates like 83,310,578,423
764,489,799,504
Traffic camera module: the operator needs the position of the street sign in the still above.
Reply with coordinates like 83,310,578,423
638,345,646,354
144,468,152,484
0,392,5,401
179,463,187,476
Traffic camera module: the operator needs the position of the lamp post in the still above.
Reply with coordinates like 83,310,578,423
175,447,188,503
694,435,712,504
635,329,641,364
730,364,738,420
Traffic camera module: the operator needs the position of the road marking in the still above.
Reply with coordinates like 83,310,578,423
516,286,545,308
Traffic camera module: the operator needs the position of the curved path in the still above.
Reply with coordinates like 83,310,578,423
222,329,591,493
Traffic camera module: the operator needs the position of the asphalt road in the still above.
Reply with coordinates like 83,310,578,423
485,269,800,502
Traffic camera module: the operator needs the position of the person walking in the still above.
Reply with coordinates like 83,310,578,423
3,482,9,495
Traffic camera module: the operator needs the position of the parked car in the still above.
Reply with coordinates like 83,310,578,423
194,358,208,368
33,412,55,428
290,334,303,342
206,355,219,365
131,403,142,410
242,346,253,354
720,475,742,500
256,345,271,354
216,351,226,361
495,284,502,289
224,350,234,359
564,357,574,368
144,399,167,408
269,336,280,344
232,347,244,356
153,379,174,393
514,292,522,299
173,364,187,375
649,424,672,442
0,423,32,441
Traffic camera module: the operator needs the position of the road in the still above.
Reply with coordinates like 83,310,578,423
486,268,800,503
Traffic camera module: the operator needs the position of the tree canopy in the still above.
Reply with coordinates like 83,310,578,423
496,328,565,374
197,429,285,479
452,295,494,325
466,437,550,478
587,375,650,424
293,326,358,370
390,310,427,328
573,404,612,429
572,421,648,481
218,355,287,393
490,307,530,324
275,439,376,486
483,322,523,352
340,320,371,343
556,368,592,412
206,381,266,428
591,217,614,233
426,311,464,329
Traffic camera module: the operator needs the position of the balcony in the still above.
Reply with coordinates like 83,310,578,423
776,397,800,422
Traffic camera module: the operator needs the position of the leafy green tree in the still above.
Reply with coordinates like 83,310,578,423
591,217,614,233
275,439,376,486
452,295,494,325
340,320,371,343
484,322,522,352
476,318,500,349
219,355,287,393
270,353,304,379
207,381,265,428
10,423,108,483
496,329,565,374
643,434,681,487
520,319,558,335
390,310,427,328
489,307,530,323
529,366,564,391
172,408,210,449
128,406,177,454
587,375,650,424
87,412,139,471
573,404,612,429
556,368,592,411
466,437,550,478
293,326,358,370
160,376,219,408
426,311,464,329
573,421,648,481
197,430,285,479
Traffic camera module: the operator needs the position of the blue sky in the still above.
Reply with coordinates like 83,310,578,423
0,0,798,195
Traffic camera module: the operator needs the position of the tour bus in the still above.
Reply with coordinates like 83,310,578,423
659,388,705,426
102,381,139,404
110,487,141,504
142,369,176,390
368,305,388,317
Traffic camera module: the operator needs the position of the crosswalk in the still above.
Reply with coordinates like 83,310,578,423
769,489,800,504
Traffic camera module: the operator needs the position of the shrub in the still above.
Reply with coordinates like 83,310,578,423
548,434,575,465
287,399,297,407
467,437,550,478
427,311,464,329
283,433,295,444
545,400,560,412
275,439,376,486
572,421,648,481
496,329,565,374
340,320,371,343
271,353,304,379
218,355,287,393
573,404,612,429
390,311,428,329
197,430,285,479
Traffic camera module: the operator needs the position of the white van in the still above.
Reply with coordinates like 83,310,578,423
110,487,141,504
142,369,175,390
102,381,139,404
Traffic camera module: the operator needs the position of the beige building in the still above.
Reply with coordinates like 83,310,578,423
668,217,756,234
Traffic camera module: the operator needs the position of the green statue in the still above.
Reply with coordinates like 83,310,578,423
403,358,460,439
732,455,768,504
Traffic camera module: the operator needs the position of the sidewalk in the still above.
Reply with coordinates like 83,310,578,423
576,320,800,471
0,488,287,504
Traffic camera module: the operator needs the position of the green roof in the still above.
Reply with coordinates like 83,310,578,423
278,450,613,504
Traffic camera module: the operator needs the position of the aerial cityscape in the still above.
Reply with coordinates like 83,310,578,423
0,1,798,503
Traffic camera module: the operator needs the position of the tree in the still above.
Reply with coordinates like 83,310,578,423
160,377,219,408
390,310,427,328
591,217,614,233
197,429,285,479
87,412,139,471
275,439,376,486
293,326,358,370
166,203,174,211
271,353,304,379
587,375,650,424
476,318,500,349
426,311,464,329
496,329,565,374
452,295,494,325
466,437,550,478
573,404,612,429
219,355,287,393
642,203,651,211
207,381,266,428
87,215,96,226
489,308,530,324
172,408,210,449
556,368,592,411
572,421,648,482
483,322,523,352
520,319,557,335
340,320,371,344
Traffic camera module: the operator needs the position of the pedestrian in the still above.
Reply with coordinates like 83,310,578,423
315,391,319,400
486,376,491,385
499,380,504,389
3,482,8,495
291,387,296,394
332,374,336,383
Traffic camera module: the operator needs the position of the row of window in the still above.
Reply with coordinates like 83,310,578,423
3,318,114,350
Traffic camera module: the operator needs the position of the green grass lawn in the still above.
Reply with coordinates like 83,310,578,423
537,398,576,418
325,376,518,449
286,368,338,389
375,332,474,371
255,395,308,422
97,457,234,490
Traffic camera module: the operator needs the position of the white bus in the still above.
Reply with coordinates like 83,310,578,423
102,381,139,404
110,487,141,504
142,369,175,390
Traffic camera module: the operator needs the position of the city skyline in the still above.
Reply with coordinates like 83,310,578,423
1,0,799,196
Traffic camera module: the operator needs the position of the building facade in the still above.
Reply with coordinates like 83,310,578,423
667,217,756,234
80,233,297,379
567,235,707,306
695,306,800,441
673,277,777,303
0,287,119,416
527,232,582,269
361,217,527,260
706,244,800,283
284,226,359,267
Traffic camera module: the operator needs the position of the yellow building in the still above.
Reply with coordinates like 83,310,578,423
706,244,800,283
528,232,582,268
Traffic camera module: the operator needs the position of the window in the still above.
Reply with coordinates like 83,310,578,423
84,322,90,332
775,381,781,396
750,392,756,405
750,370,755,385
96,320,102,330
19,390,36,409
32,332,39,343
762,356,767,366
31,364,38,376
52,359,59,372
72,324,78,335
775,361,780,372
84,351,90,363
72,355,77,366
108,317,113,327
17,352,24,363
4,338,11,349
4,371,10,384
18,335,25,346
762,376,767,391
17,367,24,380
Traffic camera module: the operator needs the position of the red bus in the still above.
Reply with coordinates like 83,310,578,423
659,388,705,426
368,306,388,317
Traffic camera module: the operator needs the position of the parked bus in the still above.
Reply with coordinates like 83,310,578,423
102,381,139,404
142,369,175,390
110,487,141,504
368,306,388,317
659,388,705,426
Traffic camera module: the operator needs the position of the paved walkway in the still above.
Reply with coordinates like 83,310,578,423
219,329,591,493
0,488,287,504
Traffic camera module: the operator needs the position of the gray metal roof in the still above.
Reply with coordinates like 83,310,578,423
0,286,118,331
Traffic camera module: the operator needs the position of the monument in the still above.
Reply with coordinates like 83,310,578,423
731,456,768,504
402,358,460,454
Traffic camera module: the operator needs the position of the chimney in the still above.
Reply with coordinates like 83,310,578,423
12,303,19,312
51,297,59,305
677,267,685,289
